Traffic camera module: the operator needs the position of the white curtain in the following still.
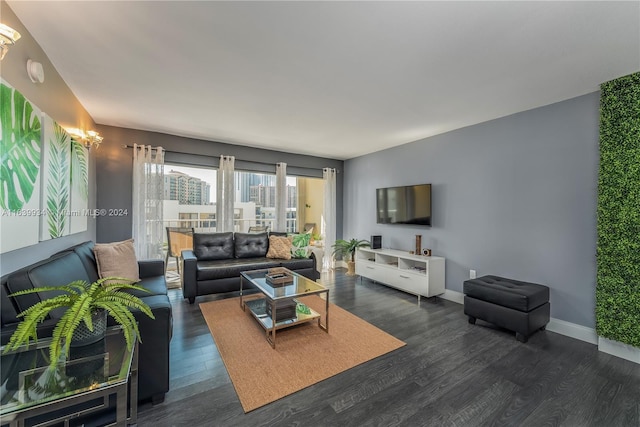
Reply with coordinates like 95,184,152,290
275,162,287,232
322,168,337,271
216,155,235,232
132,144,164,260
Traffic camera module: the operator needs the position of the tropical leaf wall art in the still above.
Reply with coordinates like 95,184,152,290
69,136,89,234
47,123,70,238
70,137,88,201
0,81,42,253
0,82,42,211
39,115,71,241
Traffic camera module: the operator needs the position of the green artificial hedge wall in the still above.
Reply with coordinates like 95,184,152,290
596,71,640,348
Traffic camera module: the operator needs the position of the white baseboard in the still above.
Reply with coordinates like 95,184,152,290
598,337,640,364
365,286,639,364
437,289,615,352
440,289,464,304
546,318,598,345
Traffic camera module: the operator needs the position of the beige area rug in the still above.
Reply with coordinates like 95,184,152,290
200,295,406,412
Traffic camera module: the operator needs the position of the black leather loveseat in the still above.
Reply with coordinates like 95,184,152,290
182,232,319,304
1,241,173,405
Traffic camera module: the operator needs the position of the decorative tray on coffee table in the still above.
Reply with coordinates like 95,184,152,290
265,267,294,286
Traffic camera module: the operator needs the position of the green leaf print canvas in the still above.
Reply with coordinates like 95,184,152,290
69,135,88,234
0,81,42,253
39,114,71,240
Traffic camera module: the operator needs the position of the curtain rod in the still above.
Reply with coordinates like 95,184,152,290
122,144,163,151
121,144,339,172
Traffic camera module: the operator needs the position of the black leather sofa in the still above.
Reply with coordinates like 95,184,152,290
0,241,173,405
182,232,319,304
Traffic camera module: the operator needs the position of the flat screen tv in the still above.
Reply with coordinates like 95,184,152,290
376,184,431,226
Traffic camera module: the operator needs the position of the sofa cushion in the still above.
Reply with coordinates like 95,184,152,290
196,257,280,281
1,283,19,327
280,257,315,271
266,235,292,260
290,233,312,259
93,239,140,283
234,232,269,259
57,241,100,283
6,252,93,319
194,232,234,261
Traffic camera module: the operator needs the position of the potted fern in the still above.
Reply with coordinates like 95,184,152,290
3,277,154,369
332,238,370,276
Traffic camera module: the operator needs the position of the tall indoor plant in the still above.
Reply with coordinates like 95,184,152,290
4,277,154,368
332,238,370,276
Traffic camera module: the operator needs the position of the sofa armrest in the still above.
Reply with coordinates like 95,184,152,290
138,259,165,279
182,250,197,303
309,252,320,280
132,295,172,402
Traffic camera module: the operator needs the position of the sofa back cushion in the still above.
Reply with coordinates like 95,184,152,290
62,241,100,283
194,232,234,261
234,232,269,259
1,281,19,327
6,252,94,320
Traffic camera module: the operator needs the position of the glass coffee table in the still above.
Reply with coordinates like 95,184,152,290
240,267,329,349
0,325,138,427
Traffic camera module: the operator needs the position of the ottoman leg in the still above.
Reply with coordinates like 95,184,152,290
516,332,528,343
468,316,476,325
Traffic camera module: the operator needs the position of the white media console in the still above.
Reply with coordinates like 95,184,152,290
355,248,445,303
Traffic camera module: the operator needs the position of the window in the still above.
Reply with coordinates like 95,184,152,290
234,171,280,232
163,165,324,236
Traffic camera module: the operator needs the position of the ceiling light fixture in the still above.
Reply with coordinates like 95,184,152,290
67,128,104,149
27,59,44,83
0,24,21,60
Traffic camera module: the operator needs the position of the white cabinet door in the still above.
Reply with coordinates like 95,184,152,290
355,261,379,279
390,270,427,296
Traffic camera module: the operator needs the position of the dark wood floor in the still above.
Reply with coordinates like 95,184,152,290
137,270,640,427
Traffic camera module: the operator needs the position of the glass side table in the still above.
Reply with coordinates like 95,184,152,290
0,325,138,427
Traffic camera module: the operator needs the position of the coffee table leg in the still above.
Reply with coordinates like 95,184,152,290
317,289,330,333
325,290,329,333
270,300,277,348
264,300,277,349
240,276,244,310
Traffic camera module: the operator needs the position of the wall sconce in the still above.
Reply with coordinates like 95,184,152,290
0,24,21,61
85,130,103,148
67,128,104,149
27,60,44,83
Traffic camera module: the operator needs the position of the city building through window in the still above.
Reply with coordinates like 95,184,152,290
163,165,323,236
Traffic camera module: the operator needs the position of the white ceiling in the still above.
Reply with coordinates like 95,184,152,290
7,1,640,160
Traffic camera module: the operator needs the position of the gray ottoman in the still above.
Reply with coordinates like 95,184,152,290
463,275,550,343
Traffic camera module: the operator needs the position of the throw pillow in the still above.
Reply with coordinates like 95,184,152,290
290,233,312,259
93,239,140,283
266,235,292,260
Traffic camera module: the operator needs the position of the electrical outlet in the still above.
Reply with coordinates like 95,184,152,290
470,269,476,279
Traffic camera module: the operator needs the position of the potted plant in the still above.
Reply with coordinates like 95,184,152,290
332,238,370,276
3,277,154,368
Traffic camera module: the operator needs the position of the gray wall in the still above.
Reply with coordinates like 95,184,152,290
94,125,344,243
343,93,600,328
0,1,97,276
